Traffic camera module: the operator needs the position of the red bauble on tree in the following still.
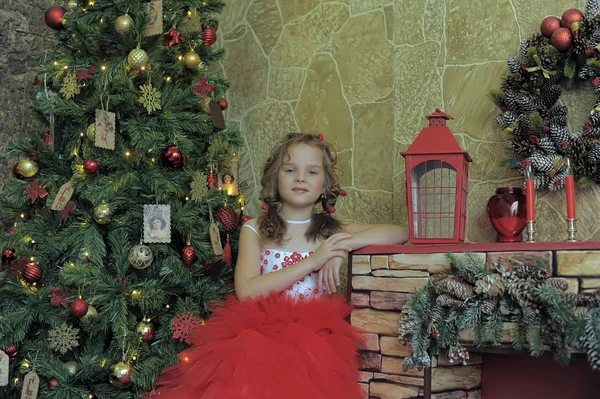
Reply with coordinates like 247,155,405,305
48,378,60,388
540,16,561,38
5,344,18,360
561,8,584,30
551,27,573,51
203,27,217,46
182,241,197,269
23,262,42,283
161,145,188,169
219,99,228,110
44,5,66,30
70,298,89,317
215,207,239,232
83,159,100,174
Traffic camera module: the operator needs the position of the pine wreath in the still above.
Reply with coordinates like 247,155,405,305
490,1,600,190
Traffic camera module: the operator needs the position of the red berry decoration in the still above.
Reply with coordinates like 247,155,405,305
48,378,60,388
219,99,228,110
44,5,66,30
561,8,584,30
203,27,217,46
5,344,18,360
83,159,100,174
340,189,347,197
70,298,89,318
551,27,573,52
540,15,561,38
23,262,42,283
241,215,252,225
215,207,239,232
161,145,188,169
2,248,15,264
182,241,197,269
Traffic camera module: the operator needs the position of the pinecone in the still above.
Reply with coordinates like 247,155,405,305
507,56,520,74
538,136,557,154
563,292,592,307
429,304,444,323
398,308,417,345
571,307,591,318
481,298,499,314
567,135,592,164
590,143,600,163
507,278,539,308
431,271,451,282
546,106,568,126
474,274,506,297
579,65,595,79
549,124,570,148
502,110,518,128
544,278,569,292
436,294,467,309
507,138,532,156
435,277,474,301
519,39,531,59
539,84,561,108
521,306,538,324
513,264,550,280
530,152,554,172
499,298,518,316
586,0,600,19
502,90,519,112
515,92,537,114
549,171,566,191
573,37,587,55
521,174,550,190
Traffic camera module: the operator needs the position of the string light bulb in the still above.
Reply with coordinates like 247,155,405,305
100,65,107,72
125,150,131,157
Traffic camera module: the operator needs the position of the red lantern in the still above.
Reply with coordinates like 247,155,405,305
400,109,471,244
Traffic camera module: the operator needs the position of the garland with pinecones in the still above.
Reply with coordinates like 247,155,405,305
398,253,600,371
490,0,600,190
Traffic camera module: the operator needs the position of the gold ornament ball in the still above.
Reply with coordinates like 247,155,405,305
109,361,133,388
86,123,95,140
136,320,155,341
183,50,201,69
81,305,98,323
66,0,78,10
128,244,153,269
127,48,149,69
115,14,134,35
18,158,39,178
94,201,112,224
65,361,78,376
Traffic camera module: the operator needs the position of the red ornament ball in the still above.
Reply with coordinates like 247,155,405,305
44,5,66,30
561,8,584,30
551,27,573,51
161,145,188,169
215,207,239,232
4,344,18,359
48,378,60,388
203,27,217,46
219,99,228,110
83,159,100,174
540,15,561,38
23,262,42,283
70,298,89,318
12,163,25,180
182,241,197,269
2,248,15,264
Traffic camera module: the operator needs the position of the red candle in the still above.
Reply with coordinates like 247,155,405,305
565,174,576,219
525,179,535,221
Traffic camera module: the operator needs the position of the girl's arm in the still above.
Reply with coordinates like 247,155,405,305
234,221,351,300
341,222,408,250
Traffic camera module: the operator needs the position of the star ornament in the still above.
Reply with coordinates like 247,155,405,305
60,202,76,221
24,179,48,203
163,27,182,47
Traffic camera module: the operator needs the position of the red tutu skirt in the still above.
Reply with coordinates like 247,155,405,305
152,293,363,399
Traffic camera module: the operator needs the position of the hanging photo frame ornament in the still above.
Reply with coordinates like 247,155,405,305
50,179,75,211
145,0,163,37
0,350,8,386
95,92,115,150
143,204,171,243
20,371,40,399
209,209,224,256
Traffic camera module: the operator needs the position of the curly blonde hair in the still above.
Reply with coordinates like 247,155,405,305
258,133,342,244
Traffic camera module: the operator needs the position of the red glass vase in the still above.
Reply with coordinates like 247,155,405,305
486,187,527,242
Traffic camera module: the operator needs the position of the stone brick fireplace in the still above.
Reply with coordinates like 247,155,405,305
348,242,600,399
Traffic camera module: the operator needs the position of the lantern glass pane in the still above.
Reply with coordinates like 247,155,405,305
410,160,457,239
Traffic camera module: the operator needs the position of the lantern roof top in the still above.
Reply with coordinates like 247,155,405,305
401,109,472,161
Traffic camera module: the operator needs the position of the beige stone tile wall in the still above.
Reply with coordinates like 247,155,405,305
218,0,598,243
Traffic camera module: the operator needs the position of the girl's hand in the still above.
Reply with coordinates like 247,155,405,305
309,233,352,272
317,257,342,295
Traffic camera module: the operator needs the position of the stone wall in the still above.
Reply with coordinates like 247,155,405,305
216,0,600,243
350,246,600,398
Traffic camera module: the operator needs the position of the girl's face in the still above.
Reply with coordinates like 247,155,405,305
153,219,162,229
277,143,326,209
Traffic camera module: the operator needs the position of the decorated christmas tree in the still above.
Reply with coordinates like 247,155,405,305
0,0,246,397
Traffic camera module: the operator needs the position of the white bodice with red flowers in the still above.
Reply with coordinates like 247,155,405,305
260,249,324,300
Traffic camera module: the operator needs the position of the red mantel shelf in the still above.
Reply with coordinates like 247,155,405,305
352,240,600,255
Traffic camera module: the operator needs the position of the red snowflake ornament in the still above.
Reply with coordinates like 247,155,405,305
51,286,70,307
24,179,48,203
593,77,600,87
192,76,215,97
171,311,202,344
11,256,28,278
60,202,76,221
163,27,181,47
76,67,95,81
